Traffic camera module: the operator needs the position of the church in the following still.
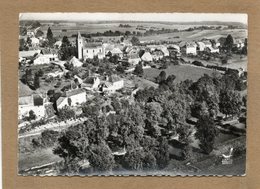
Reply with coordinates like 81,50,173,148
77,32,105,60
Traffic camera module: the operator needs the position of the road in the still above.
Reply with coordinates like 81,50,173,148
18,117,88,139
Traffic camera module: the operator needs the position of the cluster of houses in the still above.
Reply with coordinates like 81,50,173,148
18,31,246,121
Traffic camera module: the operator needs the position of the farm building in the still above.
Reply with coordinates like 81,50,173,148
56,88,87,109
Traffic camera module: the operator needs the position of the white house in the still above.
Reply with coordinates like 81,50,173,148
128,54,141,66
160,46,170,56
56,88,86,109
180,42,197,55
47,71,64,78
18,94,47,120
34,55,51,65
196,42,206,51
111,47,123,58
202,40,212,48
69,56,83,67
99,75,124,93
31,37,40,47
54,41,62,49
205,46,219,53
141,52,153,62
40,49,58,61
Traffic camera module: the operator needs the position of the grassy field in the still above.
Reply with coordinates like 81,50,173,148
143,64,220,83
19,147,62,171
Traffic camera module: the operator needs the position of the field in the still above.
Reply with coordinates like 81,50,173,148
143,64,220,83
35,21,247,42
19,147,62,171
139,29,247,43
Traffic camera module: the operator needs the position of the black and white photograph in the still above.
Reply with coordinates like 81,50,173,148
18,13,247,176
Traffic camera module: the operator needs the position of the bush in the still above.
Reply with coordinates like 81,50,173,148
192,61,204,67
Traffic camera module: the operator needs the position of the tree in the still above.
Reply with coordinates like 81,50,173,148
155,137,169,169
241,38,247,55
26,37,32,47
28,110,36,121
156,71,167,84
195,115,217,154
88,142,115,171
219,90,242,117
34,73,40,89
58,106,75,121
59,36,76,60
130,36,140,46
19,38,28,51
116,64,125,74
124,148,144,170
224,34,234,52
46,27,55,47
35,29,44,38
133,63,143,76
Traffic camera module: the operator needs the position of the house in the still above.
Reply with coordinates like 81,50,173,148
56,88,87,109
31,37,40,47
141,52,153,62
235,39,245,49
82,76,101,91
168,44,180,53
40,49,58,61
47,71,64,78
205,46,219,53
196,42,206,51
160,46,170,56
19,50,41,59
180,42,197,55
202,40,212,48
151,49,164,60
18,93,48,120
128,54,141,66
34,55,51,65
99,75,124,93
69,56,83,67
111,47,123,58
54,41,62,49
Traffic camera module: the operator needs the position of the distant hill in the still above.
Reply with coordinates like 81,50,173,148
21,19,247,28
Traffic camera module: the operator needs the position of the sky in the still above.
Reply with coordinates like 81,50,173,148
19,13,248,24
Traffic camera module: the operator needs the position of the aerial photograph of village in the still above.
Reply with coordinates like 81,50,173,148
18,13,247,176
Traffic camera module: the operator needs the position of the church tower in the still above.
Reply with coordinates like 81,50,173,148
77,31,83,60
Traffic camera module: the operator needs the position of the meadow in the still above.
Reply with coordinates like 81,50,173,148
143,64,220,83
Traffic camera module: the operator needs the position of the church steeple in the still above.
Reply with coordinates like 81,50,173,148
77,31,83,60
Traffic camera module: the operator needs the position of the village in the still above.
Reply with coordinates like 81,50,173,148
18,19,247,176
